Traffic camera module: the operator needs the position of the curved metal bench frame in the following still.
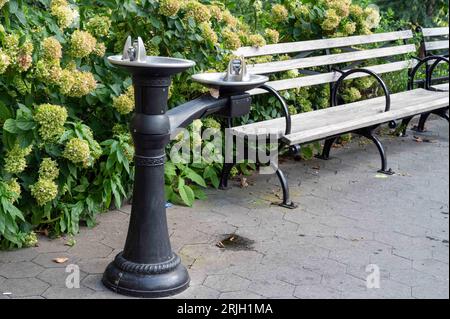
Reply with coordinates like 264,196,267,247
220,84,297,209
331,68,392,111
318,68,395,175
402,56,450,134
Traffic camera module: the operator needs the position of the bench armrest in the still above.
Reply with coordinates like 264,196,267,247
409,55,450,91
259,84,293,136
331,68,391,112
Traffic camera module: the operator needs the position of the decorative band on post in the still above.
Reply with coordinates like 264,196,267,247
134,155,166,167
113,252,181,275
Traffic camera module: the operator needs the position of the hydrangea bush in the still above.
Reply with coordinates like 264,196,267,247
0,0,446,249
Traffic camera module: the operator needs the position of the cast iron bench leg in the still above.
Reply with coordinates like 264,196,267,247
435,108,450,122
274,165,298,209
220,163,235,190
417,113,432,132
316,137,338,160
416,108,448,132
357,129,395,175
399,117,414,137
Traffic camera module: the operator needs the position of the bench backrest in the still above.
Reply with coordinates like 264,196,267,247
420,27,449,57
419,27,449,86
233,31,417,96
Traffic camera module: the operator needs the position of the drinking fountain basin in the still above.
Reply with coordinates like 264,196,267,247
108,37,195,76
192,72,269,95
193,56,268,95
108,55,196,76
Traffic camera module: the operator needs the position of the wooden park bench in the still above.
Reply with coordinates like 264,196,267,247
415,27,449,131
220,30,449,209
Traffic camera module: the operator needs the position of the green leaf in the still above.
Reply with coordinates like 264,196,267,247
151,36,162,46
184,167,207,187
0,207,6,233
179,185,195,207
15,10,27,25
0,102,12,121
301,146,314,160
3,119,19,133
204,166,220,188
165,161,177,178
73,184,88,193
149,16,160,28
209,172,220,189
192,187,207,200
8,0,19,14
68,163,78,178
106,152,117,171
18,131,34,148
165,184,174,201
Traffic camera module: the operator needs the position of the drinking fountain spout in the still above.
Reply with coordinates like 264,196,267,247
122,36,147,62
224,57,251,82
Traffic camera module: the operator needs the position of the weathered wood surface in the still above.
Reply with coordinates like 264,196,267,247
235,30,414,58
246,45,416,75
422,27,449,37
431,83,449,91
425,40,450,51
249,60,416,95
231,89,449,145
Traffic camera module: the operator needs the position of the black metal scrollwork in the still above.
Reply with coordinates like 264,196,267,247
134,155,166,167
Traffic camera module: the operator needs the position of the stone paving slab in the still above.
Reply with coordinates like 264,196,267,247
0,118,448,299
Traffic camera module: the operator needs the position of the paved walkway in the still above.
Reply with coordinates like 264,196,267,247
1,118,449,299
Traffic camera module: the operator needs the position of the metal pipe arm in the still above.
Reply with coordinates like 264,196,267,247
332,68,391,112
260,84,292,135
167,95,229,132
427,57,449,91
408,55,450,90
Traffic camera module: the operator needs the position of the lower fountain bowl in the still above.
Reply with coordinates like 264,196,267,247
192,72,269,95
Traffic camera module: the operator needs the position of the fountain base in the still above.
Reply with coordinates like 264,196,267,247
102,252,190,298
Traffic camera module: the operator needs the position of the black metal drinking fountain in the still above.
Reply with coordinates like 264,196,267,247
102,37,268,298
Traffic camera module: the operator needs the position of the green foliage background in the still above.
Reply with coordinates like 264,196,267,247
0,0,448,249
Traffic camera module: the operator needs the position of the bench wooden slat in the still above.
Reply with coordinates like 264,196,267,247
233,89,442,138
247,44,416,75
282,93,449,145
425,40,450,51
234,31,414,58
432,83,449,91
422,27,450,37
249,60,416,95
231,89,449,142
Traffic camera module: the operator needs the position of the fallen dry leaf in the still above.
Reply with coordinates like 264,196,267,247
396,172,411,177
413,136,423,143
216,241,225,249
53,257,69,264
240,177,249,188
